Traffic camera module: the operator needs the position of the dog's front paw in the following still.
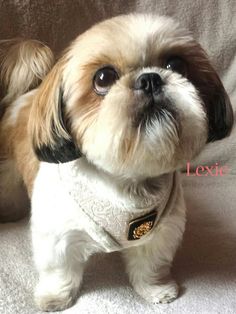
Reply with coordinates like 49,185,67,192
35,275,79,311
35,290,76,312
134,280,179,304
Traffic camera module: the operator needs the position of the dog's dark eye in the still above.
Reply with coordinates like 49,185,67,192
166,57,187,77
93,66,119,95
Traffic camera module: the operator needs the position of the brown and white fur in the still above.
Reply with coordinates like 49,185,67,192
0,39,54,221
0,14,233,311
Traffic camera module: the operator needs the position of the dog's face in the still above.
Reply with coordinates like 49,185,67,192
30,14,233,179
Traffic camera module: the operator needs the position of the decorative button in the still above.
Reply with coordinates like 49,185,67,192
128,210,157,240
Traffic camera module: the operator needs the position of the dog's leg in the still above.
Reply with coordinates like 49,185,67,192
32,229,93,311
0,160,30,222
123,192,186,304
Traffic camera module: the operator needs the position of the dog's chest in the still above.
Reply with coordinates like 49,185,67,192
34,159,174,252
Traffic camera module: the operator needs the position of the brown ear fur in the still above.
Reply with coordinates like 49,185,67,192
29,62,82,163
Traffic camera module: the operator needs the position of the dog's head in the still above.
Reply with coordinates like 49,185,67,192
29,14,233,178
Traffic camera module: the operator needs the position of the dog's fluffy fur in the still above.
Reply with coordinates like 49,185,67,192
0,39,54,221
0,14,233,311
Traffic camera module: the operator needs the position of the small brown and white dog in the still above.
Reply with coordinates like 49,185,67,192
0,14,233,311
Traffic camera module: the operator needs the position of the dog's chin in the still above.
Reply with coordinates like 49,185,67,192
83,116,206,181
84,120,191,180
85,142,181,180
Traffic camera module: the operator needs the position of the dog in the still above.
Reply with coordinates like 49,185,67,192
0,14,233,311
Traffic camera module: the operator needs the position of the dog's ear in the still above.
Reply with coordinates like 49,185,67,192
188,46,234,142
29,62,82,163
205,78,234,142
200,67,234,142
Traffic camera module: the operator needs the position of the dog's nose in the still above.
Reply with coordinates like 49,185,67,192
134,73,163,95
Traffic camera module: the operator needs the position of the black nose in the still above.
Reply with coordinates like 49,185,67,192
134,73,163,95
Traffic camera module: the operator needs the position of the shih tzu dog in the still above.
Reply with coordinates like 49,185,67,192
0,14,233,311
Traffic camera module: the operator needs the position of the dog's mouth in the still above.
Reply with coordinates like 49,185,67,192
132,93,178,130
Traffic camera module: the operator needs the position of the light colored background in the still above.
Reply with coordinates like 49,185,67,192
0,1,236,314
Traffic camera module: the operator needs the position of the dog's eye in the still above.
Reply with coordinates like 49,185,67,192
93,66,119,95
166,57,187,76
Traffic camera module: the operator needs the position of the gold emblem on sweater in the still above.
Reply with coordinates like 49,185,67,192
128,210,157,240
133,221,153,239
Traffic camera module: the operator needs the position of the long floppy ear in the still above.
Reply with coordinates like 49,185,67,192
201,67,234,142
29,62,82,163
188,46,234,142
205,78,234,142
